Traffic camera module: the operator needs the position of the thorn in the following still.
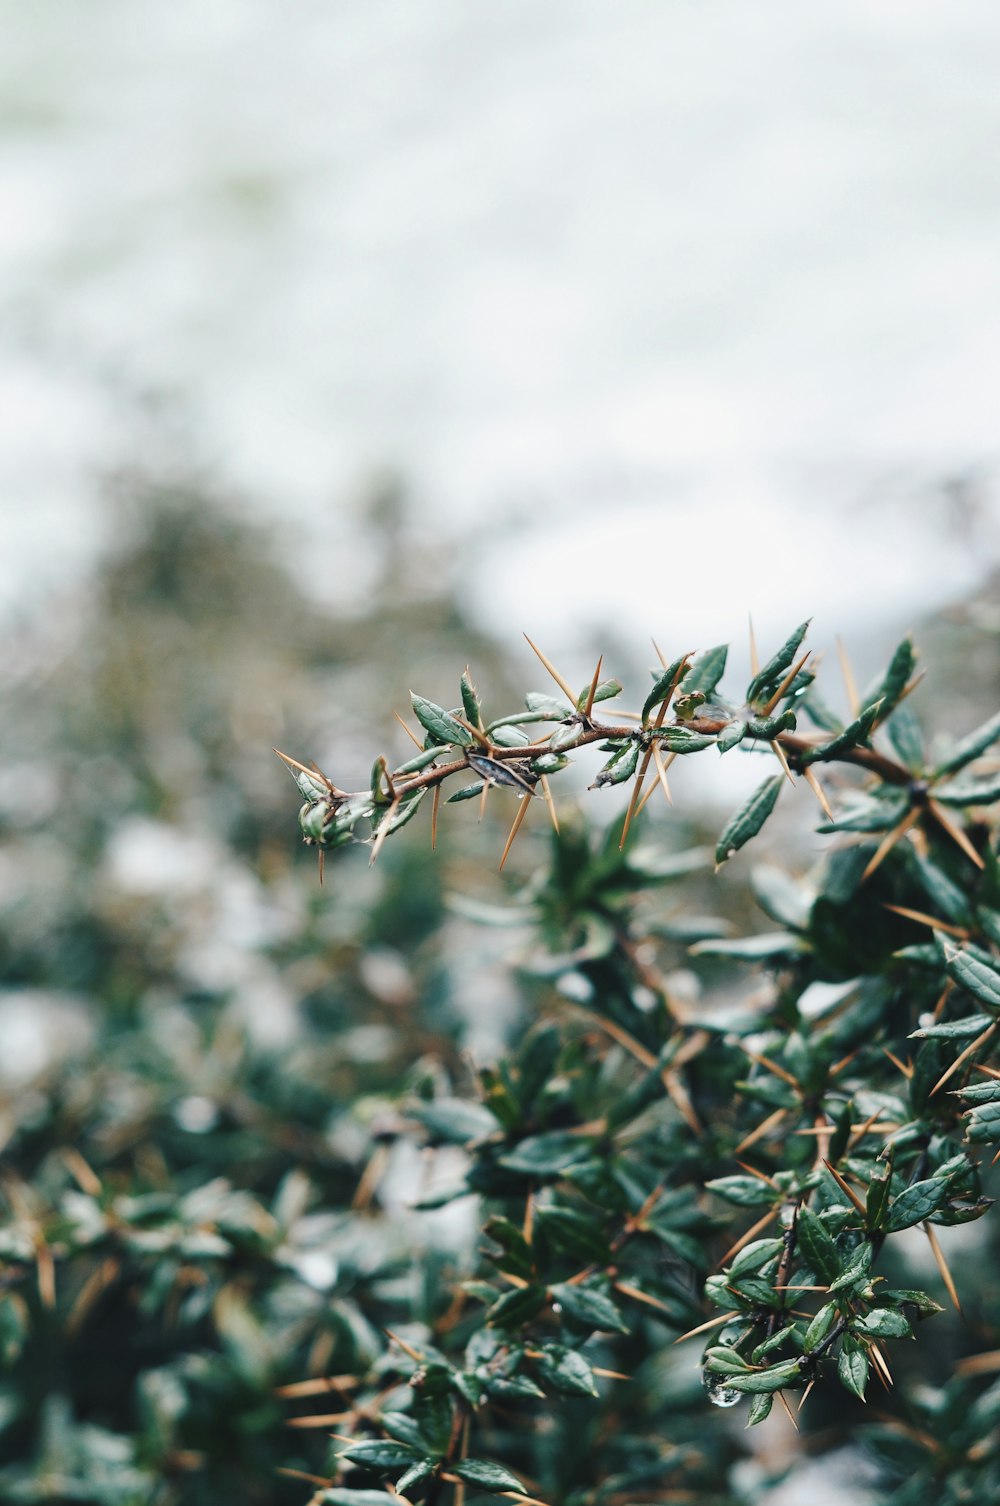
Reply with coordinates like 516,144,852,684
802,766,835,822
671,1310,733,1345
636,776,660,816
431,783,441,851
582,655,604,720
927,800,985,870
651,740,674,805
748,616,759,678
930,1021,997,1097
453,713,492,749
776,1389,800,1432
882,1046,913,1079
836,637,859,717
771,738,797,789
539,775,560,834
797,1379,816,1412
619,748,654,849
716,1205,781,1269
385,1329,426,1363
883,904,967,938
822,1159,867,1217
861,806,922,882
923,1222,962,1314
317,848,325,886
499,796,531,872
393,711,424,750
274,748,343,795
369,797,401,866
734,1159,781,1188
652,637,669,670
740,1046,800,1088
479,780,490,823
523,633,576,705
762,650,812,716
286,1413,353,1429
733,1106,788,1155
612,1281,671,1314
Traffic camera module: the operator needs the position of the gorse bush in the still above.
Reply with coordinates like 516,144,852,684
1,494,998,1506
277,625,1000,1505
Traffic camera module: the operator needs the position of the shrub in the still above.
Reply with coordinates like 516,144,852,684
2,505,998,1506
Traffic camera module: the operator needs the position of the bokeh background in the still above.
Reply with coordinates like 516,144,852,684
2,4,1000,1503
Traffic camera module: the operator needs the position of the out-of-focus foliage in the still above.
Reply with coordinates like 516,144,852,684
2,480,999,1506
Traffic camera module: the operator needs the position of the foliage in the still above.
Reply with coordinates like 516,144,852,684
1,489,999,1505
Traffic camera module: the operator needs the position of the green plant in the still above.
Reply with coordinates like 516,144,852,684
277,624,1000,1504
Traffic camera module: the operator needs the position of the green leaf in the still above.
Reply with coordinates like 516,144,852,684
746,1392,774,1426
715,775,783,865
725,1360,802,1394
375,789,427,836
747,621,810,704
837,1338,869,1401
412,1099,499,1145
533,1343,599,1397
378,1413,428,1449
549,1282,629,1333
394,747,444,776
500,1131,594,1177
716,720,747,754
796,1207,840,1285
864,635,916,720
802,699,883,765
535,1206,611,1263
803,1301,838,1353
592,741,641,788
728,1238,785,1278
689,932,806,961
320,1493,401,1506
411,694,473,747
454,1459,526,1496
933,708,1000,778
686,643,728,698
910,1014,994,1040
853,1308,913,1340
963,1096,1000,1145
745,710,797,740
933,774,1000,807
944,945,1000,1011
651,727,717,754
447,781,486,803
883,1177,950,1233
705,1175,780,1208
886,702,925,769
486,1284,547,1329
340,1441,423,1470
578,678,623,710
460,669,482,729
395,1462,434,1494
642,656,690,725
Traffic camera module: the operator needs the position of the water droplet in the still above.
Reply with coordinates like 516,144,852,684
705,1376,741,1408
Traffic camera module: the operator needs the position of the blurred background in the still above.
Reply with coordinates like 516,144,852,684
1,3,1000,1503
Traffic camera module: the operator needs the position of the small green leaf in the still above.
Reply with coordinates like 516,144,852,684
394,747,444,776
747,621,810,704
837,1338,869,1401
728,1238,785,1279
642,656,690,725
803,1301,838,1353
454,1459,526,1496
340,1441,423,1470
796,1207,840,1285
651,727,717,754
686,643,728,698
578,678,623,710
549,1282,629,1333
395,1461,434,1494
933,708,1000,778
715,774,783,865
883,1177,949,1233
704,1175,780,1208
853,1308,913,1340
746,1392,774,1426
412,1099,499,1145
944,945,1000,1011
592,741,641,788
533,1343,599,1397
500,1131,594,1177
460,669,482,729
933,774,1000,807
447,781,486,803
863,635,916,720
910,1014,994,1040
486,1284,547,1329
411,694,473,747
374,789,427,836
725,1359,802,1394
716,720,747,754
802,700,883,765
886,702,925,768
